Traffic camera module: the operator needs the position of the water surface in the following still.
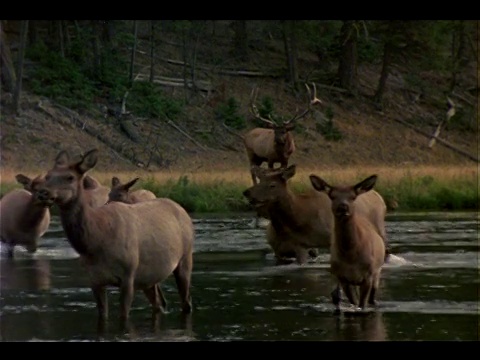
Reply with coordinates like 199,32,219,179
1,211,478,341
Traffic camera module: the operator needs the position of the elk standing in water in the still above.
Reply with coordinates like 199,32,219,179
243,165,389,265
37,149,194,324
107,176,156,204
0,174,51,258
243,83,322,185
309,174,385,312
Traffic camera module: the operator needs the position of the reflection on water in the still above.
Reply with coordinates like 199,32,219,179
0,211,478,341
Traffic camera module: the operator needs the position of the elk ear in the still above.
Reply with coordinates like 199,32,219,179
282,165,296,180
30,175,45,191
309,174,331,193
15,174,31,187
83,175,98,190
111,176,121,187
124,177,140,191
55,150,70,167
354,174,377,195
76,149,98,174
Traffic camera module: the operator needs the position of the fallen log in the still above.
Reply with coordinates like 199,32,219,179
388,115,478,163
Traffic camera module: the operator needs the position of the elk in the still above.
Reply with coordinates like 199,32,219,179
108,176,156,204
244,83,322,185
242,165,389,265
0,174,51,258
309,174,385,312
37,149,195,323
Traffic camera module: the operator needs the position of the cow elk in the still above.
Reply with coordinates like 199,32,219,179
37,149,195,324
108,176,156,204
244,83,322,185
0,174,51,258
309,174,385,312
243,165,389,265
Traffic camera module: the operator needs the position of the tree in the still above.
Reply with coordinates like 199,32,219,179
232,20,249,62
0,20,16,93
13,20,28,114
336,20,363,95
282,20,299,89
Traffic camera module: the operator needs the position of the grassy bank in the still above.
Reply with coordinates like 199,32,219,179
1,165,478,213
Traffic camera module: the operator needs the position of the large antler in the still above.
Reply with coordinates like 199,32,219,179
249,87,276,126
284,83,322,125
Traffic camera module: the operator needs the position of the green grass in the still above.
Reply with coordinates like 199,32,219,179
1,167,478,214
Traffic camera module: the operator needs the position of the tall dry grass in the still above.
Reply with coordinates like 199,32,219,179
1,165,478,213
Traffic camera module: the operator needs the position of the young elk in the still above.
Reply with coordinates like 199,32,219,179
309,174,385,312
243,165,388,265
37,149,194,323
244,83,322,185
0,174,51,258
108,176,156,204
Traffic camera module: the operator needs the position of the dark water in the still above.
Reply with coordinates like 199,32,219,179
1,211,478,342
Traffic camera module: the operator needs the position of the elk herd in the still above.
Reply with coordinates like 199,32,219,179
0,83,404,326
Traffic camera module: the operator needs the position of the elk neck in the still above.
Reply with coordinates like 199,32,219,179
18,196,49,230
57,186,97,256
332,213,362,257
269,189,303,231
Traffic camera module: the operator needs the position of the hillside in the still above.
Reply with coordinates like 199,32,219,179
0,21,478,178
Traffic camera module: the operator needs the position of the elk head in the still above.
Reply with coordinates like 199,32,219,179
38,149,99,207
243,164,297,210
309,174,378,220
249,82,322,136
108,176,140,203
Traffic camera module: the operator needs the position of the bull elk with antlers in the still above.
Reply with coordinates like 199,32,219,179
244,83,322,185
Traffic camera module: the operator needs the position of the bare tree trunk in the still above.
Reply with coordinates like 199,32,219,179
58,20,65,58
149,20,156,83
28,20,38,45
282,20,299,89
90,20,101,79
336,20,359,95
129,20,138,87
13,20,28,114
232,20,248,62
374,40,394,105
0,21,16,93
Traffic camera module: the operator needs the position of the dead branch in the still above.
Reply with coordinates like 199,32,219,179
165,117,207,151
222,122,245,141
387,115,478,163
428,97,456,148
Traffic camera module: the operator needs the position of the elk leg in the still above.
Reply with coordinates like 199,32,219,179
358,280,372,310
92,285,108,321
331,284,341,310
173,254,193,314
143,283,167,314
341,282,358,307
369,271,381,306
295,247,309,265
119,276,135,321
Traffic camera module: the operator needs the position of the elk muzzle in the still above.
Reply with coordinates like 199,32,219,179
36,188,56,207
333,203,350,218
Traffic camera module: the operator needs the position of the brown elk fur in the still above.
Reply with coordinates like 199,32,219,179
243,126,295,185
108,176,156,204
37,149,195,322
0,174,51,258
244,83,321,185
243,165,387,265
309,174,385,311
